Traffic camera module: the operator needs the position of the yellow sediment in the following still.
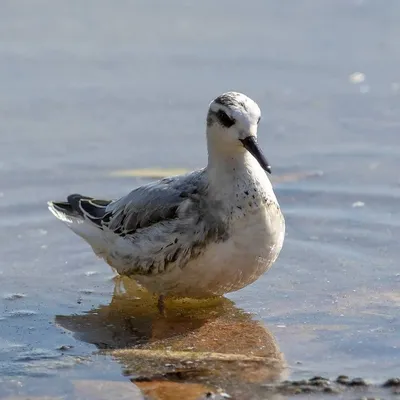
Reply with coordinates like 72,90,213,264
112,348,268,362
109,168,190,178
108,167,323,183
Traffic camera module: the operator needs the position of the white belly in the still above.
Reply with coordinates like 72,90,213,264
134,204,285,298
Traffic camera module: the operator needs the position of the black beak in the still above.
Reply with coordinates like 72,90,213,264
240,136,272,174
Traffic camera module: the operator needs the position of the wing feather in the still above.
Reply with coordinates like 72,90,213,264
51,169,215,276
103,169,206,235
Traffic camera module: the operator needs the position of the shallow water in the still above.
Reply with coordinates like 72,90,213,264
1,1,400,398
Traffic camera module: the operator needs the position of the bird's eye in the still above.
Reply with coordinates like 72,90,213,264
257,116,261,125
216,110,235,128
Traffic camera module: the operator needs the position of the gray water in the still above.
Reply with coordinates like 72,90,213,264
1,1,399,399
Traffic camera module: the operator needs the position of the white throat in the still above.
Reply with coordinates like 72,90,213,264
206,133,278,207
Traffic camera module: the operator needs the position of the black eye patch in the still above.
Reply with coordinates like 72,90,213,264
216,110,235,128
257,116,261,125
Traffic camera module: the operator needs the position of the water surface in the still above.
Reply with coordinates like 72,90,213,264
1,1,399,398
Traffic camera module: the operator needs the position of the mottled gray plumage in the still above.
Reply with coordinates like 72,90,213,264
50,168,229,277
105,169,207,234
214,92,248,111
48,91,285,301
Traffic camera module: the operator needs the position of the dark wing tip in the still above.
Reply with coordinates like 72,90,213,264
48,201,79,217
67,194,89,214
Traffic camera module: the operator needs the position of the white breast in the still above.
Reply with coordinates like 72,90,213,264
134,200,285,298
185,201,285,296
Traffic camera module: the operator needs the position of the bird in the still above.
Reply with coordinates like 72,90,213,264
48,91,285,314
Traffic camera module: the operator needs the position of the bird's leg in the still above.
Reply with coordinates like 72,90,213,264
157,294,166,316
112,275,124,297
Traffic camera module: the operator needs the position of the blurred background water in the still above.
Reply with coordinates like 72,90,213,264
0,0,399,398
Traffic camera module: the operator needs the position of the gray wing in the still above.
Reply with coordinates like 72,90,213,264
55,168,228,276
102,168,216,276
56,169,207,235
102,168,207,235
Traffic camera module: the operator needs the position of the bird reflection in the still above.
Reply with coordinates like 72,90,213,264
56,277,286,399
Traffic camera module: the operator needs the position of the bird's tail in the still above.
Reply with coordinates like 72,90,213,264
48,194,112,223
47,200,82,224
47,194,111,233
48,193,92,224
47,194,113,256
